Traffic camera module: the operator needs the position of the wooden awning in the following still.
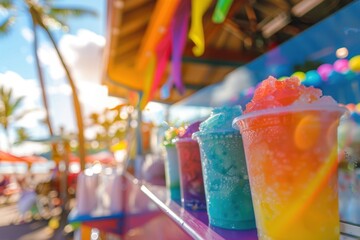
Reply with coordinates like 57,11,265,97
102,0,351,106
102,0,260,106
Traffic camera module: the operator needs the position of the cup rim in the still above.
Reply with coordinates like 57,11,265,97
232,104,347,130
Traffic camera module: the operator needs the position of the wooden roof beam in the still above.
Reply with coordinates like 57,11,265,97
119,3,153,36
123,0,153,12
182,46,258,66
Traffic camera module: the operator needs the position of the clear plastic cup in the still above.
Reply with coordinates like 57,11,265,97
176,138,206,210
164,145,181,201
193,130,256,229
233,104,346,240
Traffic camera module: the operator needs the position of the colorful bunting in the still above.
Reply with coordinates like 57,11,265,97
139,56,156,110
136,0,180,71
149,28,172,102
171,0,191,94
189,0,212,57
212,0,233,23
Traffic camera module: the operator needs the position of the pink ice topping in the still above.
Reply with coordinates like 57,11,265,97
244,76,322,113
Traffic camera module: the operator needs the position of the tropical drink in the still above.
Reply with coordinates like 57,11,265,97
193,106,256,230
164,146,181,201
176,121,206,210
233,76,346,240
163,126,184,201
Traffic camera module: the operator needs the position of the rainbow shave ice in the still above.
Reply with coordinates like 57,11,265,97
233,76,346,240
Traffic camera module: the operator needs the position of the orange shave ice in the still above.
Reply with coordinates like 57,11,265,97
233,76,346,240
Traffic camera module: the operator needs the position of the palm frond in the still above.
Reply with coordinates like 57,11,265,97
0,86,12,102
41,14,68,31
0,0,14,9
0,16,15,34
14,127,30,145
49,7,97,18
10,96,25,114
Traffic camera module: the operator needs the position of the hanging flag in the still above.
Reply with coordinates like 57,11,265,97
188,0,212,56
139,56,156,110
136,0,180,71
171,0,191,94
212,0,233,23
149,28,172,101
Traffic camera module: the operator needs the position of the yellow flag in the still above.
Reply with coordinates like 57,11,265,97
189,0,212,56
140,56,156,110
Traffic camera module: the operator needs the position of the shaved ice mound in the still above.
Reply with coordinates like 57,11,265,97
244,76,323,113
233,76,344,131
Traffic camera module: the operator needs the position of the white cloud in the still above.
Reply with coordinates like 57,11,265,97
21,27,34,42
0,71,46,149
59,29,106,85
77,81,123,116
38,29,106,84
47,83,72,96
0,72,122,137
0,72,43,124
0,71,40,107
37,29,122,116
16,109,47,129
0,7,7,17
0,30,124,150
38,44,64,81
26,55,34,64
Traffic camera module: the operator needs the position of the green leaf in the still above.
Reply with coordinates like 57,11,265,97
42,15,68,30
0,0,14,9
14,127,30,145
0,16,15,34
49,7,97,18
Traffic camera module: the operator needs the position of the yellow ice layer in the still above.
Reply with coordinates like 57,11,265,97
263,146,339,239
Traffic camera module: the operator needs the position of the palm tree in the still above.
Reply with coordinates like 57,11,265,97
0,0,96,170
0,86,33,150
31,9,54,137
14,127,29,145
0,1,54,139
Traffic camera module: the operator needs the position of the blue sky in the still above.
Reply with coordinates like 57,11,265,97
0,0,106,77
0,0,114,153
